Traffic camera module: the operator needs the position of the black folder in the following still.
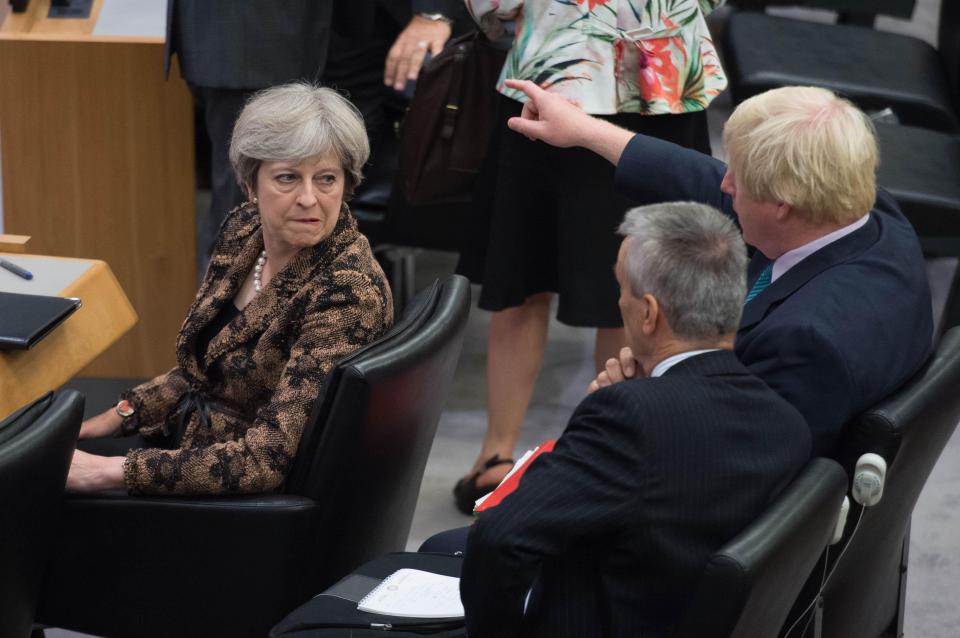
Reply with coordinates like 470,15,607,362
0,292,81,350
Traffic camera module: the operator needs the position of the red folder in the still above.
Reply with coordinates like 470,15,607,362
473,439,556,514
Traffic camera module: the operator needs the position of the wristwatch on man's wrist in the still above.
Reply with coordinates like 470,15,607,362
115,399,135,418
418,12,452,24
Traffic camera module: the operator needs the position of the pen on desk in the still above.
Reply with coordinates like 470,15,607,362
0,258,33,280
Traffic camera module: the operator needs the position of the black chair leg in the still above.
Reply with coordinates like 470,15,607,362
890,523,910,638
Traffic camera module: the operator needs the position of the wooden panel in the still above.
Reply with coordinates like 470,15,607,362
0,257,137,416
0,39,195,378
0,234,30,252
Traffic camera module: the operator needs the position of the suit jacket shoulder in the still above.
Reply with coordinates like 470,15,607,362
736,200,932,455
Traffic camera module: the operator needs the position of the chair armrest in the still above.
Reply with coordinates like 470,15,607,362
65,490,316,514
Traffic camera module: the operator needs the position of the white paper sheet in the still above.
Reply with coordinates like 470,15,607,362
357,569,464,619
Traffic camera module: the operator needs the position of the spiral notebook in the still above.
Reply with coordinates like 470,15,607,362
0,292,81,350
357,568,464,619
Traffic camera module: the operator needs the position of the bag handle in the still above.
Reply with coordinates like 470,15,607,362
441,38,471,141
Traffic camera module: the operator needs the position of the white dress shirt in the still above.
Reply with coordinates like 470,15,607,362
649,349,720,378
770,214,870,283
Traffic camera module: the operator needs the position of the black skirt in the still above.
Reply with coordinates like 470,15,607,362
457,94,712,328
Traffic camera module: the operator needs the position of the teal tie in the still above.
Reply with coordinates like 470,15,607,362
744,263,773,305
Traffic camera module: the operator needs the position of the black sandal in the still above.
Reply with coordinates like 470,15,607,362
452,454,515,515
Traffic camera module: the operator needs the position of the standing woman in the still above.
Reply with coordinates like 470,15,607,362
455,0,726,511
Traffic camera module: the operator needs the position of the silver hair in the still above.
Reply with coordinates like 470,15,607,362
618,202,747,340
229,82,370,198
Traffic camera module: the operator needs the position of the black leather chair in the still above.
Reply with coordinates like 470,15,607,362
37,275,472,638
723,3,960,133
789,327,960,638
727,1,917,25
0,391,83,638
871,121,960,333
673,457,848,638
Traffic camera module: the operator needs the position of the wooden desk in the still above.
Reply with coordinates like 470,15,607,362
0,0,195,378
0,253,137,417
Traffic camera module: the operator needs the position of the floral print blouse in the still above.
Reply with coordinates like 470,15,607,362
466,0,727,115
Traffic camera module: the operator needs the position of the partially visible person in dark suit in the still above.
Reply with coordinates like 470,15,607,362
460,201,810,638
164,0,466,269
504,80,933,457
67,84,393,495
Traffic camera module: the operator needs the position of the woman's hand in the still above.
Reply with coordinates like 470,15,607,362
587,347,640,394
384,15,452,90
79,407,123,440
66,450,126,492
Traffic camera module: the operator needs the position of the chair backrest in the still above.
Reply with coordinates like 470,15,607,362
940,0,960,112
674,458,848,638
286,277,442,492
0,390,83,638
0,391,53,445
289,274,471,588
816,327,960,638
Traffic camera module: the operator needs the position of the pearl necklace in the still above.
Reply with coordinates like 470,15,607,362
253,250,267,293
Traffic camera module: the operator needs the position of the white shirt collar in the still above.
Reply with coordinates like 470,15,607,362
650,349,720,378
770,214,870,282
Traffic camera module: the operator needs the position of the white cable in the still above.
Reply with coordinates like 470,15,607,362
782,506,865,638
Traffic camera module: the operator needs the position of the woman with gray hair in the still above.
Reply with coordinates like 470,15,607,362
67,83,393,495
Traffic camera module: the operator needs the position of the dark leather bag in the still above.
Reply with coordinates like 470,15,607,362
398,31,507,206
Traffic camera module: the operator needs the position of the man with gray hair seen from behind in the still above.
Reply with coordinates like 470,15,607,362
461,202,810,638
504,81,933,457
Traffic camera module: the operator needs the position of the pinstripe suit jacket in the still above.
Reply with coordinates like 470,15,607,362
461,350,810,638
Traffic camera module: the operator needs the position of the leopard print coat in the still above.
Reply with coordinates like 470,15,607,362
119,203,392,495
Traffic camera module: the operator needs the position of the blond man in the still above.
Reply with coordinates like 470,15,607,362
507,81,932,455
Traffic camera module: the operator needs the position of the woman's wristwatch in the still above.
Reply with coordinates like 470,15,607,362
115,399,135,418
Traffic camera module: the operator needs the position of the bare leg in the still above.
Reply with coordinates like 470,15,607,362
468,292,553,488
594,327,627,373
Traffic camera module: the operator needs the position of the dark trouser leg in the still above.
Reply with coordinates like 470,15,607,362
189,85,251,272
418,526,472,554
323,16,396,139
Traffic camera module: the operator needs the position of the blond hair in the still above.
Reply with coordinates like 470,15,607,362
722,86,877,226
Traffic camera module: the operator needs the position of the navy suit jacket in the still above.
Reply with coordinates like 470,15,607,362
614,135,933,456
461,351,810,638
